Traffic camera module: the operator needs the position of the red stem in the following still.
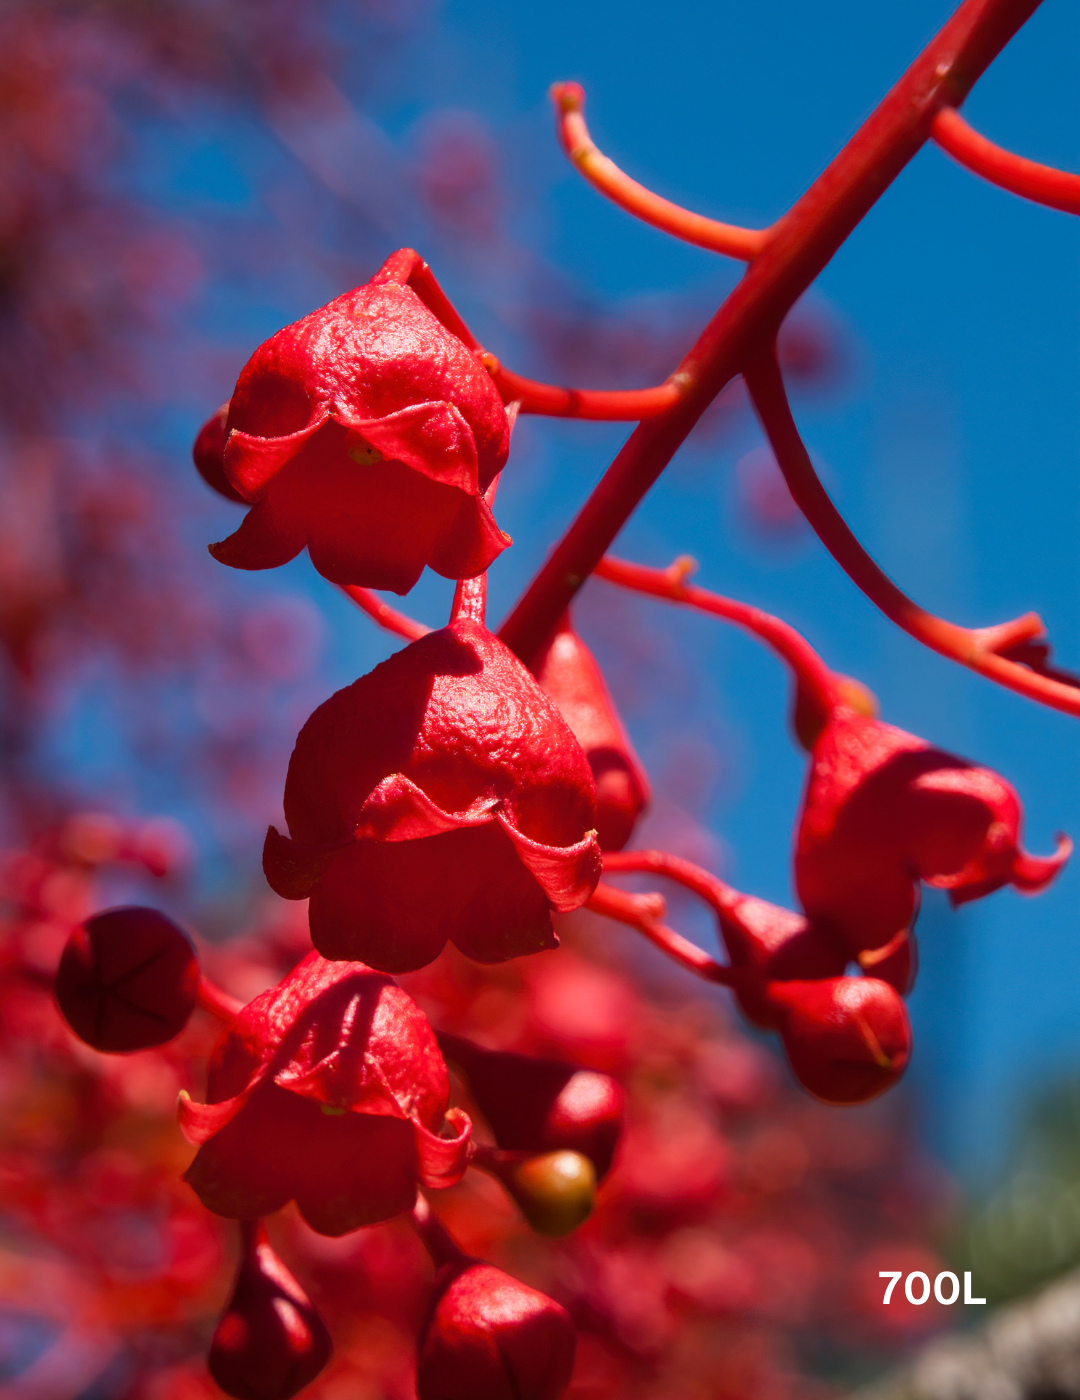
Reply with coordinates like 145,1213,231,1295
551,82,769,261
594,554,841,714
411,1193,470,1268
932,106,1080,215
197,974,243,1022
338,584,431,641
498,0,1043,665
743,345,1080,718
586,879,738,986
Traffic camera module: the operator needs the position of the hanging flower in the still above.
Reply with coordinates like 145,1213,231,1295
533,612,650,851
179,952,472,1236
795,707,1070,962
263,615,601,973
204,253,511,593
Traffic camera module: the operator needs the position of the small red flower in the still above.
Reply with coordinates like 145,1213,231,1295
209,1221,332,1400
533,612,651,851
205,253,511,592
795,707,1070,962
263,616,601,973
179,952,471,1236
764,977,911,1105
417,1261,576,1400
55,906,200,1053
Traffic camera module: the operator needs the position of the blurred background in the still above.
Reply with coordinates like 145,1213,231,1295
0,0,1077,1395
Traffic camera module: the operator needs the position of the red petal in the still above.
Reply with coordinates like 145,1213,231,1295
413,1106,473,1190
496,813,601,913
338,401,479,494
224,416,329,499
427,489,511,581
353,773,497,842
209,500,306,573
262,826,346,900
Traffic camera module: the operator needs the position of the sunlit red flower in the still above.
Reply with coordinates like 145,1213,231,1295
263,616,601,973
179,952,471,1235
533,612,650,851
204,256,511,592
795,707,1070,961
417,1261,576,1400
208,1221,332,1400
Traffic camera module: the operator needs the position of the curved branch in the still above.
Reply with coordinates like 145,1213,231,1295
551,83,769,261
932,106,1080,215
586,879,737,985
338,584,431,641
594,554,842,715
743,345,1080,718
479,354,686,420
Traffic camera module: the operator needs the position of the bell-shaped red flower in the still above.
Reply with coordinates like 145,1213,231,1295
55,906,200,1053
417,1262,576,1400
764,976,911,1105
795,707,1070,962
205,253,511,593
263,614,601,973
179,952,471,1236
533,613,650,851
209,1221,332,1400
437,1032,624,1180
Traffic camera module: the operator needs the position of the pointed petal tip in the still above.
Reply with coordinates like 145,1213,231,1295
1013,831,1072,892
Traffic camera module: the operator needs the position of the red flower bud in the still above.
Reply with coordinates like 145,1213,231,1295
205,254,511,593
263,616,601,973
795,708,1070,962
208,1222,332,1400
180,952,471,1235
765,976,911,1105
533,613,650,851
55,906,199,1053
438,1033,623,1180
417,1262,576,1400
193,402,246,503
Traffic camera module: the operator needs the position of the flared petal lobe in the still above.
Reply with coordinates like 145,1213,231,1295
202,271,511,591
265,617,601,973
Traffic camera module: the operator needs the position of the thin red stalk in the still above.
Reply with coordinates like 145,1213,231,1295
197,974,243,1022
452,574,487,624
551,82,768,261
499,0,1043,665
338,585,431,641
586,880,737,986
374,245,690,421
932,106,1080,214
595,554,841,714
412,1193,470,1268
744,345,1080,718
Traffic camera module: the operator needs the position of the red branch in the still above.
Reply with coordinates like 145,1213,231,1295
743,345,1080,718
586,879,737,986
499,0,1044,666
594,554,841,715
551,82,768,261
338,585,431,642
932,106,1080,215
197,974,243,1022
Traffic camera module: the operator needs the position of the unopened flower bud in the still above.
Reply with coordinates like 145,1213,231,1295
765,976,911,1105
438,1033,624,1179
417,1262,575,1400
209,1222,332,1400
55,906,199,1053
478,1148,596,1237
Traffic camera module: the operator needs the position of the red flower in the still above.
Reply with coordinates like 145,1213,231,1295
208,1221,332,1400
533,612,650,851
55,906,200,1053
795,707,1070,962
263,616,601,973
204,254,511,592
179,952,471,1236
417,1261,576,1400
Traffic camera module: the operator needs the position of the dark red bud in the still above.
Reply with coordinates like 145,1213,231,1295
194,403,246,503
209,1223,332,1400
765,977,911,1105
438,1033,624,1180
55,906,200,1053
417,1262,575,1400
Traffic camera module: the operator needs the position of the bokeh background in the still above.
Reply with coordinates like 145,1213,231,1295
0,0,1077,1391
